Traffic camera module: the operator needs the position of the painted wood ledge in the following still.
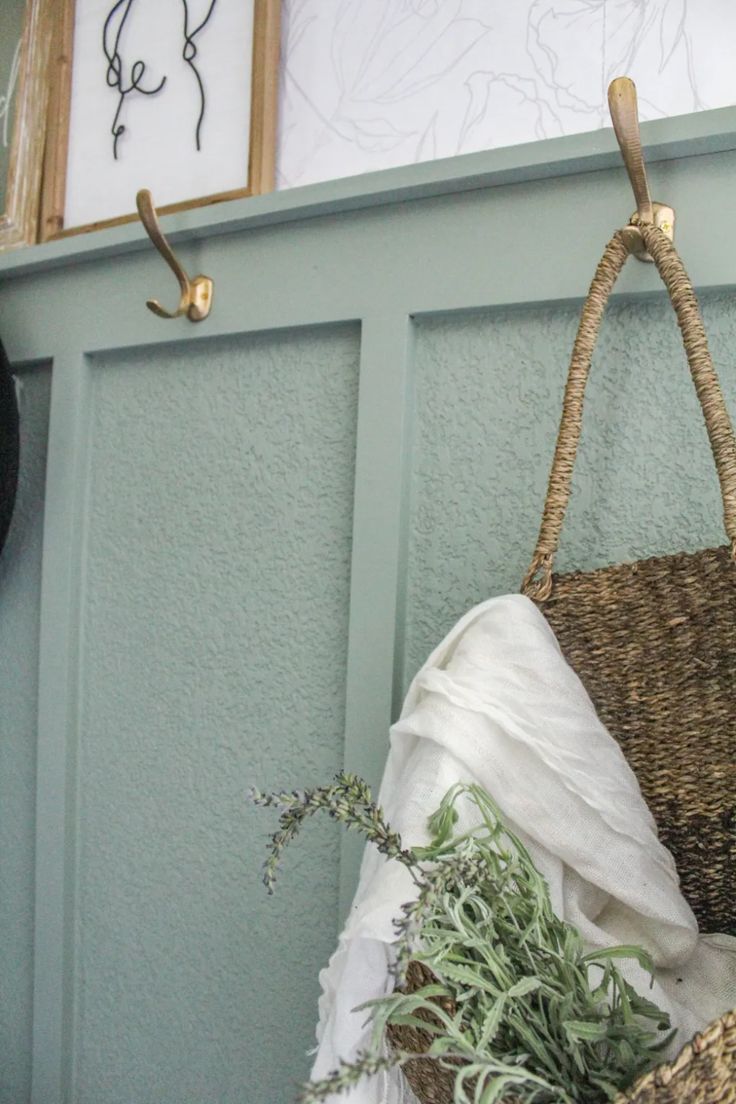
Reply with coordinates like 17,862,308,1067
1,105,736,281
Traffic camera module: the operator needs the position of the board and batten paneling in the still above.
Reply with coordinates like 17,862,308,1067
1,114,736,1104
73,327,359,1102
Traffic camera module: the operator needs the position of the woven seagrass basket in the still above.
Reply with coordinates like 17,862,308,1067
391,220,736,1104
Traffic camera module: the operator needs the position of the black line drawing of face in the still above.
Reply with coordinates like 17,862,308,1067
102,0,218,161
103,0,167,160
182,0,218,151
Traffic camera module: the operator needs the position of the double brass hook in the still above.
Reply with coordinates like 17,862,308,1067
607,77,674,261
136,189,214,321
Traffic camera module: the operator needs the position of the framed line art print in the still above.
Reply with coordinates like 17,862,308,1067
0,0,53,251
41,0,280,240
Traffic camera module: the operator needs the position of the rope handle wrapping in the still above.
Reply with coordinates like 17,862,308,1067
522,221,736,602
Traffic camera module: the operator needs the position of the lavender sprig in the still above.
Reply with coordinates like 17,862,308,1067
252,776,674,1104
250,772,414,893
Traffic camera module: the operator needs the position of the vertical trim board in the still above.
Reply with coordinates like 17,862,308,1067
339,312,415,919
31,350,90,1104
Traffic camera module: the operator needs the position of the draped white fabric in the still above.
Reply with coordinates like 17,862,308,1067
311,595,736,1103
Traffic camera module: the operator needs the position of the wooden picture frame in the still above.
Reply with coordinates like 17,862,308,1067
40,0,280,241
0,0,54,252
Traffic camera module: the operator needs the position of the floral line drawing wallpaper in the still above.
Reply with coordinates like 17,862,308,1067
276,0,733,189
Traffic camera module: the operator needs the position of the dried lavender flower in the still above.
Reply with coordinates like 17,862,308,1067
252,775,673,1104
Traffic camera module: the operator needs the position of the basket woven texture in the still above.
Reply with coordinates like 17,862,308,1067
393,222,736,1104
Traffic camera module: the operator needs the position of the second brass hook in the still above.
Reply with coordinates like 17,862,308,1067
136,189,214,321
607,77,675,262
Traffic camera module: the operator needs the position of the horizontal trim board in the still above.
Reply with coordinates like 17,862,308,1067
1,106,736,280
4,143,736,365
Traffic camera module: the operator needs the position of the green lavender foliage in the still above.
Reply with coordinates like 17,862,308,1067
251,775,674,1104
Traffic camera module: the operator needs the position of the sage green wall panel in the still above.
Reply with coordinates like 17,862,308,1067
0,115,736,1103
404,294,736,685
73,326,359,1103
0,369,50,1104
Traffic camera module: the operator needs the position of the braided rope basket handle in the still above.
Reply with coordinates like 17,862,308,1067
522,220,736,601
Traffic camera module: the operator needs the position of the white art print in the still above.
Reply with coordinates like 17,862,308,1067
64,0,255,228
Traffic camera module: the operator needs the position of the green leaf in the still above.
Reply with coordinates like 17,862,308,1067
583,944,656,975
564,1020,608,1042
477,1074,525,1104
588,1074,625,1100
506,976,542,998
476,996,507,1049
438,962,501,996
385,1012,444,1035
358,983,448,1010
426,798,459,847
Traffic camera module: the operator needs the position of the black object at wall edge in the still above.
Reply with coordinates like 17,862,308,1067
0,338,20,557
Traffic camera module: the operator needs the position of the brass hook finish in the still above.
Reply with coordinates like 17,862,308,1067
135,189,214,321
607,77,674,262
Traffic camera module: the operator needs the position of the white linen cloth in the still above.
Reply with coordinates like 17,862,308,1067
310,594,736,1103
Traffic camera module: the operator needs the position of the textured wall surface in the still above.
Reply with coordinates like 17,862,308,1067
74,326,359,1103
4,119,736,1104
0,369,50,1104
404,293,736,686
277,0,736,187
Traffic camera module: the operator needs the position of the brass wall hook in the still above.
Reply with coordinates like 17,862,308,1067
135,190,214,321
607,77,674,262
